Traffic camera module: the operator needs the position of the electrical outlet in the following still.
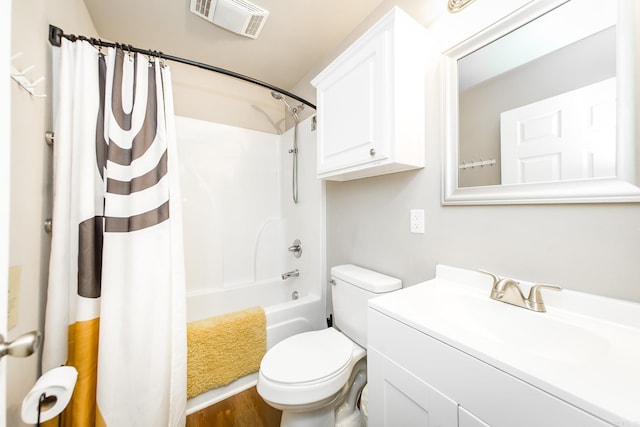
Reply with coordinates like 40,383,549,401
410,209,425,234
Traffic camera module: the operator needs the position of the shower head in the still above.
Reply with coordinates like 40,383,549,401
271,91,301,122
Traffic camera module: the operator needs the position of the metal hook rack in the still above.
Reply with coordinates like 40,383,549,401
10,52,47,98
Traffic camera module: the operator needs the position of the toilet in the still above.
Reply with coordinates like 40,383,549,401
257,264,402,427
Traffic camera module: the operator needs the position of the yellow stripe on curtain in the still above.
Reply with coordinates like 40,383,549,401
42,318,100,427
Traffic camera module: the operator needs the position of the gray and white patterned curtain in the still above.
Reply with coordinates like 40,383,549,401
43,38,187,426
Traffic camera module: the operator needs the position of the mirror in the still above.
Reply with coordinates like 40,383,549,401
442,0,640,204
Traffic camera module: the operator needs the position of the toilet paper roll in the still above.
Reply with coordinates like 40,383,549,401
21,365,78,424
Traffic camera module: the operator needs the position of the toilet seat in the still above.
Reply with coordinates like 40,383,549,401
258,328,365,406
261,328,353,385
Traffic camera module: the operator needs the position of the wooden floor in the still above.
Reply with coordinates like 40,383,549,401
186,386,282,427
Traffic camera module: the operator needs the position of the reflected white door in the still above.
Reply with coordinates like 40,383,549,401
0,1,12,425
500,78,616,184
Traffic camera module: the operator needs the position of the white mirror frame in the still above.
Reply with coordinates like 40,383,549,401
442,0,640,205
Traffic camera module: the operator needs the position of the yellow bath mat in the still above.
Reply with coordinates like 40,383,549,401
187,306,266,398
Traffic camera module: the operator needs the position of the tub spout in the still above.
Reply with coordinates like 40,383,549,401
281,269,299,280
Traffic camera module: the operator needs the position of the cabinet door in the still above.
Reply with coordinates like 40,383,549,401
315,26,390,176
367,348,458,427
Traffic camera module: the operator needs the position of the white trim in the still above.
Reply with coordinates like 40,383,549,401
0,0,12,424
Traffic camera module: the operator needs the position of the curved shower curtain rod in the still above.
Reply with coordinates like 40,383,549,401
48,25,317,111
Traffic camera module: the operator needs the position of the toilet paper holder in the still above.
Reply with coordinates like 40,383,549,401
22,365,78,426
37,393,57,427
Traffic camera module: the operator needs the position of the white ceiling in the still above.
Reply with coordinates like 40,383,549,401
82,0,395,92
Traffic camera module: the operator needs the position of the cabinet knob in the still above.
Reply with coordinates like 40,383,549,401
369,148,376,156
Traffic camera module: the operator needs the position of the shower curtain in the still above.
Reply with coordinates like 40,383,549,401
43,39,187,426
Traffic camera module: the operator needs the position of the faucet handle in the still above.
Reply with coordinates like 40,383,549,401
527,284,562,312
288,239,302,258
478,270,500,287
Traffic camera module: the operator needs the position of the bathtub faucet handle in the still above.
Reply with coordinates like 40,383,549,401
288,239,302,258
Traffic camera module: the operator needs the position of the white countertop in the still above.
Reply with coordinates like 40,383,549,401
368,265,640,427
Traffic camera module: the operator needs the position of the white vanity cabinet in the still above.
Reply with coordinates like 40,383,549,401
367,308,614,427
367,347,458,426
311,7,426,181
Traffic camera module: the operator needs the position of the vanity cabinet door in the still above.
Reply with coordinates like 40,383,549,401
367,348,458,427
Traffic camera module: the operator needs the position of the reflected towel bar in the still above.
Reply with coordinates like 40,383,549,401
459,158,496,170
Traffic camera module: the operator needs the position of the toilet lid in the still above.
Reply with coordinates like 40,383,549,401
260,328,354,385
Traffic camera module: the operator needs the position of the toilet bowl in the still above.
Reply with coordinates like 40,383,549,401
257,265,401,427
258,328,366,427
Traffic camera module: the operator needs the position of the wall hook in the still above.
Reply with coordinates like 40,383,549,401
10,52,47,98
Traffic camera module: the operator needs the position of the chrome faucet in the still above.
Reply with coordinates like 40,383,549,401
281,269,300,280
479,270,561,312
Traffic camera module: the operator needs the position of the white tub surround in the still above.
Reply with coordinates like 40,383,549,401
177,114,326,414
176,115,324,302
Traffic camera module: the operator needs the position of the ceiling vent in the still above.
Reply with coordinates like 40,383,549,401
190,0,269,39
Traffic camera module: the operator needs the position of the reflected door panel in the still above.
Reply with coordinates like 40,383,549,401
501,78,616,184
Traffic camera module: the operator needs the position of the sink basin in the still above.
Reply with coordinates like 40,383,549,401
423,285,610,364
368,265,640,426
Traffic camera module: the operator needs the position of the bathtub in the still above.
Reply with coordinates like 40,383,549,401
185,283,325,415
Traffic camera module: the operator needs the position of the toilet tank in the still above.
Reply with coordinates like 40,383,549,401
331,264,402,348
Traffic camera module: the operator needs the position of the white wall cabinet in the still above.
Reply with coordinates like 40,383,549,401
367,308,614,427
311,7,426,181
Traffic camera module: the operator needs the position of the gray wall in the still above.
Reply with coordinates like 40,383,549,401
320,6,640,303
326,163,640,302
